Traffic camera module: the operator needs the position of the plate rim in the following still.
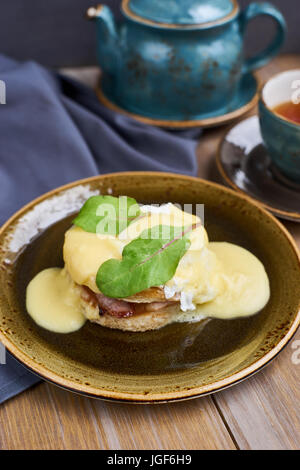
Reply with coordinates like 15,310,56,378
5,322,300,404
96,75,259,129
0,171,299,402
216,116,300,222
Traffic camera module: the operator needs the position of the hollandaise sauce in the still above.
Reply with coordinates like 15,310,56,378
26,267,86,333
193,242,270,319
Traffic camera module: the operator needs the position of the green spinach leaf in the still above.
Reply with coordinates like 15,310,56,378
96,224,198,298
73,195,140,235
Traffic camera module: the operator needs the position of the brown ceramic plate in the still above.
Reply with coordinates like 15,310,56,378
0,172,299,403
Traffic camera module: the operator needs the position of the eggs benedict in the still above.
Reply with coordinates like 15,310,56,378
26,196,270,333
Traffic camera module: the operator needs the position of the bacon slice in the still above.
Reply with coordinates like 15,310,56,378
81,286,176,318
95,292,135,318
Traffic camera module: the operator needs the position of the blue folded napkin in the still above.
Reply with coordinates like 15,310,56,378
0,55,200,404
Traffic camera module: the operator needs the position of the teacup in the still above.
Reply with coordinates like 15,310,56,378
259,70,300,183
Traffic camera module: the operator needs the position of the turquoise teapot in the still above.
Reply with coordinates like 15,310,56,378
87,0,286,123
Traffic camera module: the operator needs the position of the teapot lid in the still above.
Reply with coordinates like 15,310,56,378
122,0,239,28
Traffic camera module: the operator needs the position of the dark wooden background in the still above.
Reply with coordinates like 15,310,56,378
0,0,299,67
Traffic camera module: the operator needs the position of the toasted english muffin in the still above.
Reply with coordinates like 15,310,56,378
80,291,206,332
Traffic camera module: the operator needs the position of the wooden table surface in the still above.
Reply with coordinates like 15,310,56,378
0,55,299,451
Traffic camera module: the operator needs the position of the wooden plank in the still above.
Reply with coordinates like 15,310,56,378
213,329,300,450
45,383,106,450
0,383,236,449
90,397,236,450
0,382,66,450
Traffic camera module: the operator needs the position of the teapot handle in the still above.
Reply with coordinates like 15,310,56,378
239,2,286,75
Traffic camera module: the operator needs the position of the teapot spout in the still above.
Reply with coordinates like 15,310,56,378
87,5,119,75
